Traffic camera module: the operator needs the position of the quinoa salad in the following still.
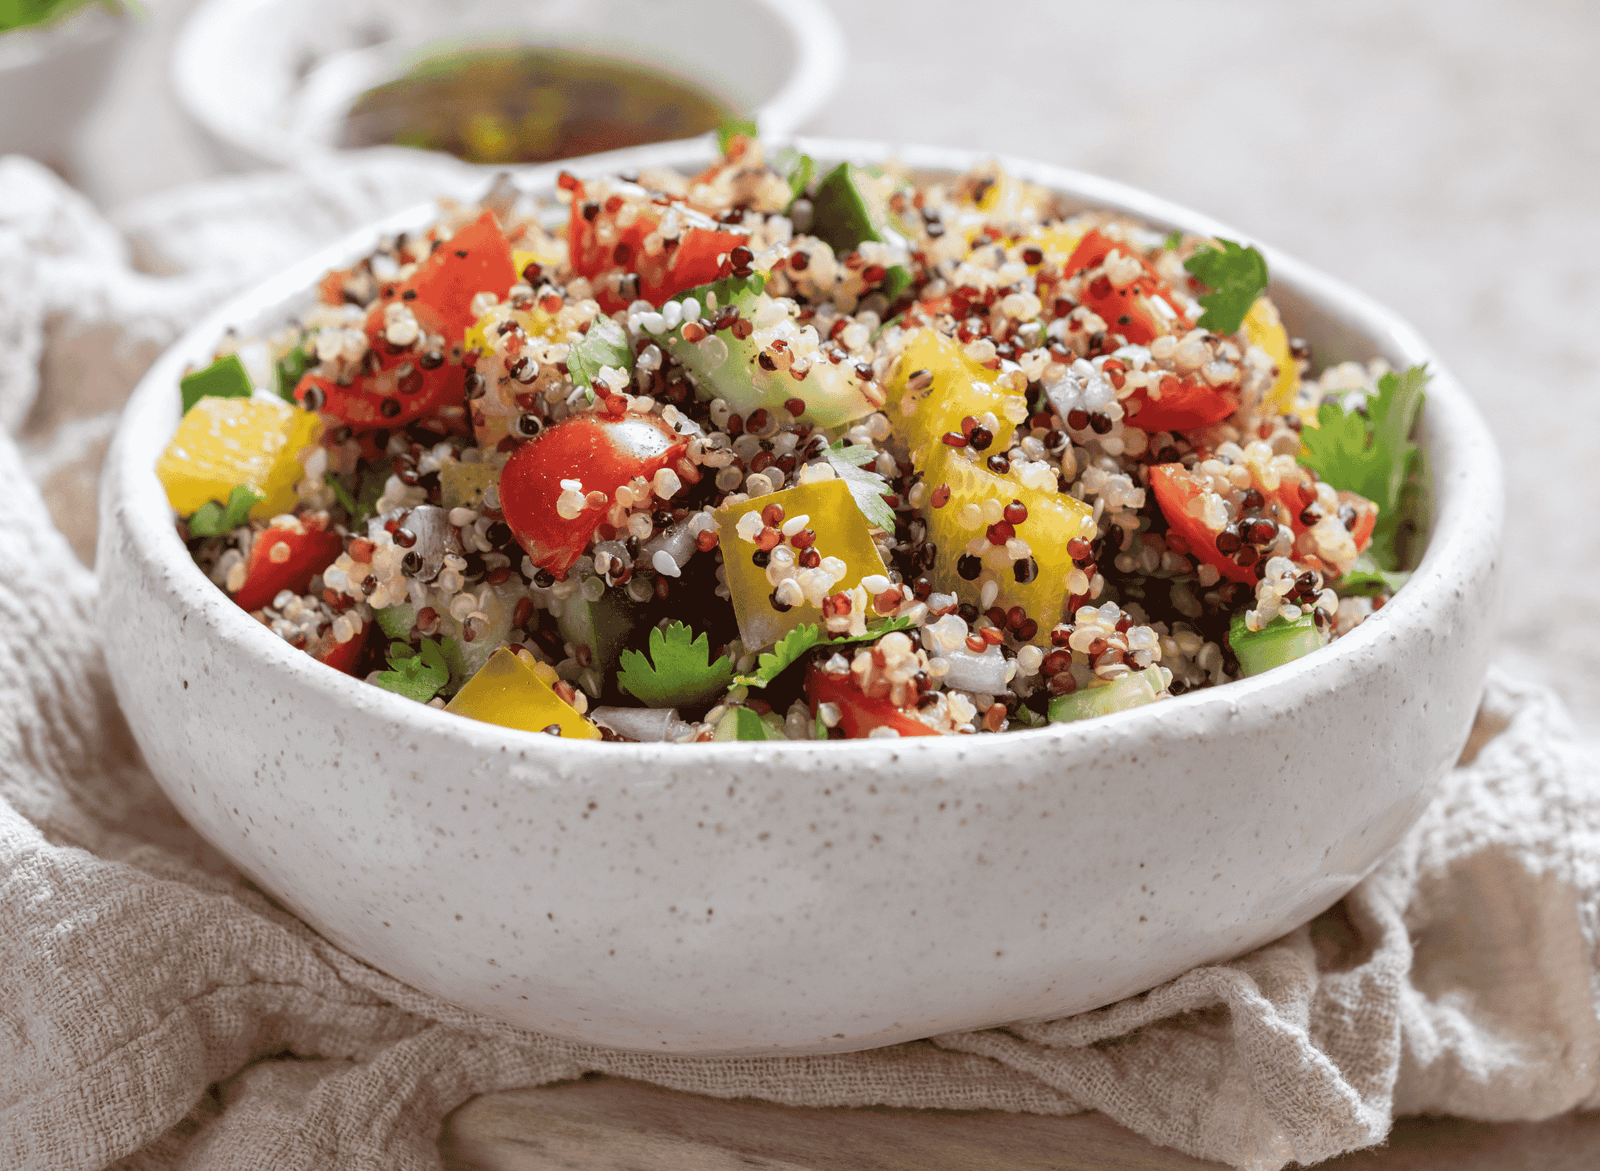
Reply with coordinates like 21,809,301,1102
156,136,1426,743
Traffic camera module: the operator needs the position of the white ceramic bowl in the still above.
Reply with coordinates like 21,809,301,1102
98,140,1503,1055
170,0,845,172
0,3,127,167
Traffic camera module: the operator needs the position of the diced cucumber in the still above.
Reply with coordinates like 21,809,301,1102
1048,666,1171,723
552,570,638,677
712,706,788,741
809,163,912,297
1228,612,1328,677
653,275,878,429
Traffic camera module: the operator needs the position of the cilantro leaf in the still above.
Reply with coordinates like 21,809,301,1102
617,622,734,708
567,315,634,388
1299,365,1429,569
735,616,914,688
1183,239,1270,335
825,441,896,532
186,485,263,536
373,638,449,704
715,116,759,154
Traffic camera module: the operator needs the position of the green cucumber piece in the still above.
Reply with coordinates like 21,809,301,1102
809,162,912,295
712,706,787,741
656,275,878,429
553,573,638,677
1228,612,1329,677
1048,666,1171,723
180,353,254,413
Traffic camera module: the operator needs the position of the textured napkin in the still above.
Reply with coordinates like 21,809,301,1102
3,152,1599,1171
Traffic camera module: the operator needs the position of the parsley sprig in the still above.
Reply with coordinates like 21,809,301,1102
1183,239,1270,335
1299,365,1429,570
617,622,734,708
373,639,449,704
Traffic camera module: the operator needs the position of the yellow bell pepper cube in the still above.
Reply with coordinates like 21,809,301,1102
1244,296,1300,416
920,444,1096,644
884,328,1025,466
444,647,600,739
157,395,320,521
715,478,890,651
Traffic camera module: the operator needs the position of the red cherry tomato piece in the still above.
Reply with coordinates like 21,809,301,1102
499,411,690,578
1064,229,1191,347
392,210,518,341
308,615,370,676
566,181,747,313
1148,463,1257,585
232,520,344,612
294,366,471,436
805,662,939,739
1125,377,1240,432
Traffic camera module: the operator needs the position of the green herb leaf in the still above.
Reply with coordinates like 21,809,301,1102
185,484,263,536
824,441,897,532
567,315,634,388
1163,229,1184,251
617,622,735,708
275,342,317,402
1299,365,1429,569
1010,702,1048,729
715,116,759,154
1183,239,1270,335
180,352,254,414
735,616,914,688
373,638,449,704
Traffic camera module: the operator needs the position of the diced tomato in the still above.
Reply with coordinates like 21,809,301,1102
566,180,748,312
307,615,370,676
1064,230,1191,347
232,518,344,611
1124,375,1239,432
389,210,518,341
1341,491,1377,551
1260,467,1377,554
1148,463,1257,585
805,662,939,739
499,411,690,578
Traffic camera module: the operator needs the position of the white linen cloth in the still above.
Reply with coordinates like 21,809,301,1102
2,151,1598,1171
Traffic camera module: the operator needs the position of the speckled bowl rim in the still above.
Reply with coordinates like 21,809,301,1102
103,138,1504,782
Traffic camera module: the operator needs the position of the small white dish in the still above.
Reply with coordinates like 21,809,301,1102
98,140,1504,1055
0,3,127,167
170,0,845,171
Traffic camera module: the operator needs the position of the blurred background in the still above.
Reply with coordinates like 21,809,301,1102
5,0,1598,732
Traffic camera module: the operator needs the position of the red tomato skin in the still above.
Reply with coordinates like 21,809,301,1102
1125,379,1240,432
499,411,690,578
1148,463,1258,585
566,182,747,312
232,522,345,612
805,664,939,739
308,616,370,676
394,210,517,340
1340,490,1378,553
1064,230,1191,347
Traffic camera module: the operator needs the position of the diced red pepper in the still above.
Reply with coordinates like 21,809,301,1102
566,180,748,312
232,518,344,611
1148,463,1257,585
499,410,690,578
805,662,939,739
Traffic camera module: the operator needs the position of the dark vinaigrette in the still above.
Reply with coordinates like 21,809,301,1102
339,45,740,165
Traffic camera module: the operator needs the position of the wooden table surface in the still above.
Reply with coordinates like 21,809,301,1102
439,1076,1600,1171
